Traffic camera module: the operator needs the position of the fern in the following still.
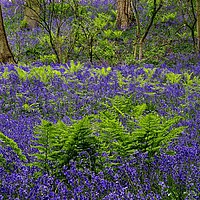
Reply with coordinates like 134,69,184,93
92,97,148,164
93,66,112,77
104,94,144,117
0,131,27,167
95,95,186,161
1,68,10,79
30,116,99,177
144,67,157,81
94,110,127,159
165,72,182,84
29,120,55,175
94,110,185,161
27,65,61,83
30,94,187,175
129,113,186,158
65,60,83,73
15,67,27,81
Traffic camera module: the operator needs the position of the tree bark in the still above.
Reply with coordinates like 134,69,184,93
196,0,200,53
24,0,39,30
0,4,16,64
116,0,134,30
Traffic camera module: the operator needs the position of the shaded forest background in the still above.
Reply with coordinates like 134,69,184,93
1,0,200,67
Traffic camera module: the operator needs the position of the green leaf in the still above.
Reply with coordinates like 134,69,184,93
166,72,182,84
0,132,26,161
15,67,27,81
166,150,176,156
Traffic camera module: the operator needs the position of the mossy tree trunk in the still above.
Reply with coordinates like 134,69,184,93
116,0,134,30
0,4,16,64
24,0,40,30
196,0,200,53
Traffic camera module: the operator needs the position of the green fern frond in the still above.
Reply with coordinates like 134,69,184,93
29,94,187,175
105,95,147,119
30,116,99,176
130,114,186,157
0,131,26,161
15,67,27,81
165,72,182,84
0,154,6,167
97,95,186,160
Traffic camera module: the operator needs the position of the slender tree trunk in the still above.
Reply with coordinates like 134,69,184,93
179,0,197,52
196,0,200,53
134,44,138,59
133,0,162,60
132,0,141,59
24,0,39,29
0,4,16,64
116,0,134,30
139,41,143,60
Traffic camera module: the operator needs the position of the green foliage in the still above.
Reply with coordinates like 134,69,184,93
20,19,28,29
183,72,195,86
134,67,156,87
0,68,11,79
94,110,127,160
29,120,58,176
116,71,127,87
93,13,110,29
71,6,120,64
3,0,198,65
27,65,61,83
113,30,123,38
103,29,113,38
143,45,167,65
48,2,71,17
94,39,116,64
74,9,112,62
38,32,65,63
29,116,99,176
38,34,52,47
102,95,145,117
95,95,186,161
14,65,62,83
94,66,112,77
29,94,186,175
0,154,6,168
129,113,185,157
65,60,83,74
15,67,27,81
165,72,182,84
144,68,157,80
22,102,40,113
161,12,177,23
39,54,57,64
23,103,31,112
0,131,27,167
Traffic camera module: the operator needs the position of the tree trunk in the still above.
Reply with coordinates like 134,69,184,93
24,0,39,30
139,41,143,60
196,0,200,53
116,0,134,30
133,0,162,60
132,0,141,59
0,4,16,64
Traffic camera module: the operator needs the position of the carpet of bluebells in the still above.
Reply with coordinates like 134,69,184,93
0,0,200,200
0,61,199,200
